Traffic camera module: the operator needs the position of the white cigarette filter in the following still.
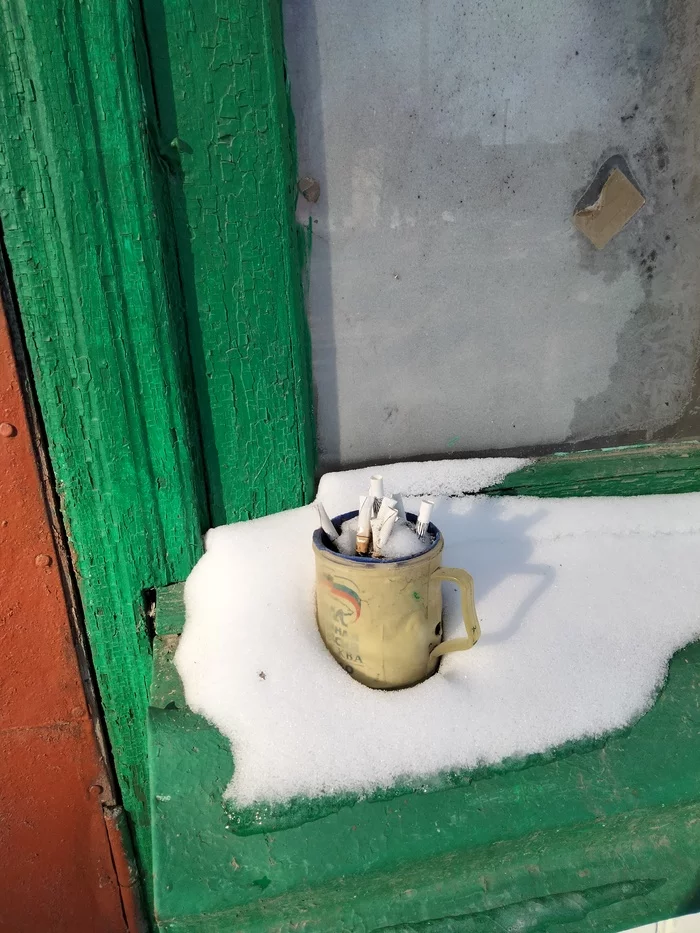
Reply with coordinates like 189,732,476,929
356,494,374,555
357,495,373,535
316,501,339,541
392,492,407,523
375,497,397,525
371,508,398,557
369,474,384,516
377,509,398,547
416,499,434,539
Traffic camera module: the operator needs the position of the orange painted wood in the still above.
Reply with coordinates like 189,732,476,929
0,297,130,933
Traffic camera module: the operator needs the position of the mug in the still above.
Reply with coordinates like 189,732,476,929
313,511,481,689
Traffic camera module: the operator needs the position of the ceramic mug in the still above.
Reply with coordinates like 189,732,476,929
313,511,481,689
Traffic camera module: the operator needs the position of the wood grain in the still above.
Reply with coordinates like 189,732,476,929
150,586,700,931
489,442,700,497
0,0,208,882
142,0,315,525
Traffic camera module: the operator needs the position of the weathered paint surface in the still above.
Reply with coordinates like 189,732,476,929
487,441,700,497
142,0,315,525
0,0,318,881
149,576,700,932
0,0,207,876
0,298,130,932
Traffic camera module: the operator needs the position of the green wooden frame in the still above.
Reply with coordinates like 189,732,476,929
0,0,314,886
0,0,204,879
151,641,700,933
141,0,315,525
487,441,700,498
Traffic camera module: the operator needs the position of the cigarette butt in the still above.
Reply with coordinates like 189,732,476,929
316,502,339,541
369,474,384,516
392,492,407,523
371,507,398,557
356,494,374,556
378,510,398,547
358,495,373,533
416,499,434,539
417,499,434,524
375,497,397,525
369,475,384,498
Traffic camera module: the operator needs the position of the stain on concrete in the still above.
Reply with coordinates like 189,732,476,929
285,0,700,467
569,0,700,445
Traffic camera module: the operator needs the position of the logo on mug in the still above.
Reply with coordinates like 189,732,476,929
322,575,362,624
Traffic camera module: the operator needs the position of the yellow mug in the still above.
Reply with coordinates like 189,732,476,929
313,510,481,690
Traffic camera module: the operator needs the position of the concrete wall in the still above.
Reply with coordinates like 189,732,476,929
284,0,700,468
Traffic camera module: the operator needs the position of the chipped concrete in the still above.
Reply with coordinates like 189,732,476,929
284,0,700,466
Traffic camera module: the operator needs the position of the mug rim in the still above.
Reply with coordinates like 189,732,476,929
312,509,442,564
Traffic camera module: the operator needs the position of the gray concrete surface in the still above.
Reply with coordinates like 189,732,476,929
284,0,700,467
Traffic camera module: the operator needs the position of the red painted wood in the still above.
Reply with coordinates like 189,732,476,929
0,297,130,933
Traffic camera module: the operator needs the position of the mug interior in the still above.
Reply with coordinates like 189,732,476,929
313,510,441,563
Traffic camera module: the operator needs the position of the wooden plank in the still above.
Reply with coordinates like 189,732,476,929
150,446,700,927
155,583,186,636
488,442,700,498
152,807,699,932
0,0,207,881
149,595,700,930
141,0,315,526
150,636,185,711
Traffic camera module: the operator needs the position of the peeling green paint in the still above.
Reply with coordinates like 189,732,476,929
141,0,315,526
0,0,208,888
150,597,700,931
0,0,316,897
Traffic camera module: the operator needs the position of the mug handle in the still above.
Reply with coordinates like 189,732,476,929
429,567,481,660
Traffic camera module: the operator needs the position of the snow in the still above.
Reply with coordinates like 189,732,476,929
335,515,359,555
381,521,433,560
335,514,432,559
318,458,531,515
176,457,700,809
